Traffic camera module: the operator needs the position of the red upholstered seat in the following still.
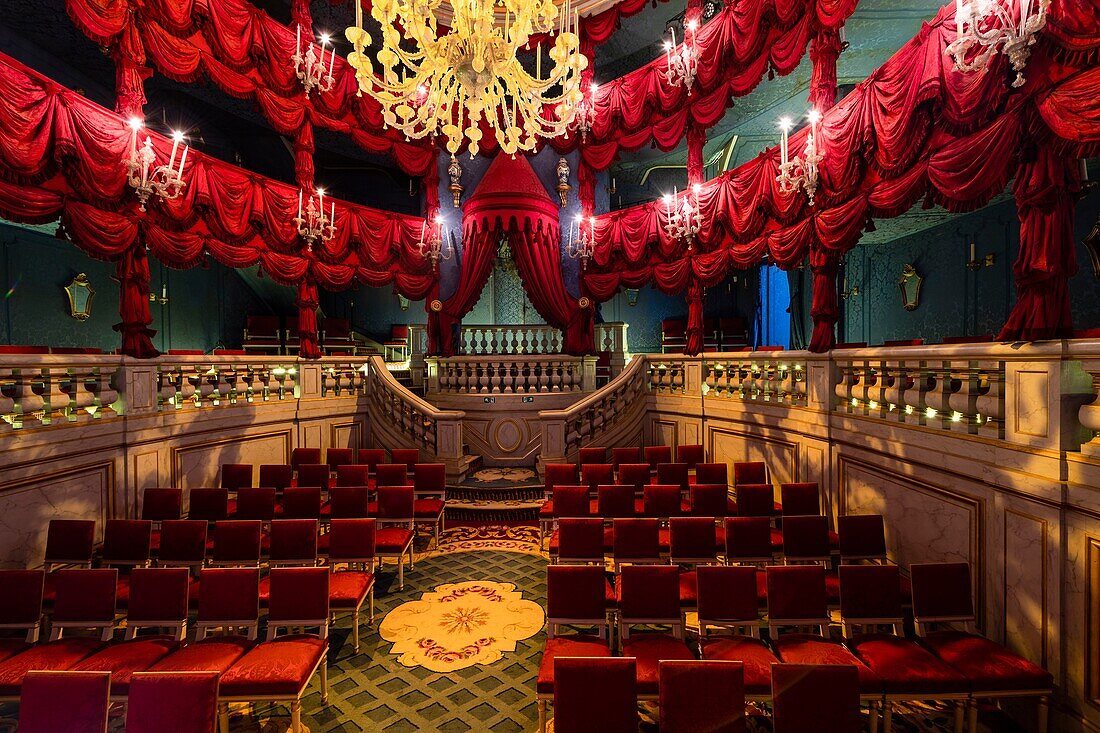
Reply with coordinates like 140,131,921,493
723,517,775,565
235,488,276,522
413,498,445,517
612,518,661,566
644,445,673,470
849,633,969,694
187,489,230,523
0,638,105,695
327,487,370,519
643,484,682,519
536,635,612,693
773,634,883,693
375,527,414,553
686,483,733,518
552,657,638,733
390,448,421,473
694,463,728,486
677,570,698,606
734,484,776,518
674,444,705,469
219,635,326,696
581,464,614,493
700,637,778,696
336,464,371,488
656,463,689,492
141,488,183,523
291,448,322,471
732,462,767,486
148,638,254,675
578,447,607,465
356,449,386,473
221,464,253,490
210,520,262,566
265,519,319,567
328,572,375,608
280,488,323,520
617,463,651,492
258,465,294,491
771,663,862,733
71,638,180,695
618,565,693,694
296,464,331,491
125,671,220,733
43,519,96,567
610,447,641,471
18,670,110,733
326,448,355,470
596,484,635,519
156,521,207,568
920,631,1053,691
552,518,605,562
622,634,696,694
0,639,31,664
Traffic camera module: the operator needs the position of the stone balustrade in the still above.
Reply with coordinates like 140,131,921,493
426,355,597,395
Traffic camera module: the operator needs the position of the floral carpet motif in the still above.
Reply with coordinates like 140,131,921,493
470,467,538,484
379,580,545,673
435,525,544,556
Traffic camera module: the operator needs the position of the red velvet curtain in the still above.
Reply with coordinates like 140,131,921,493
685,279,705,355
808,249,839,352
510,228,595,356
428,228,497,357
998,147,1081,341
113,245,159,358
296,278,322,359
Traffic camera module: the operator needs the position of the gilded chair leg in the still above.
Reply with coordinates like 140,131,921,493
398,557,405,589
883,701,892,733
321,658,329,703
218,703,230,733
291,700,302,733
369,589,375,624
538,700,547,733
868,701,879,733
353,609,360,653
1038,695,1049,733
967,700,978,733
953,701,964,733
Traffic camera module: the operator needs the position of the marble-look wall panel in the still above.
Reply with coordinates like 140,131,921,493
708,426,799,486
173,431,293,489
1003,507,1053,669
330,421,364,452
0,461,115,568
300,424,323,451
1063,515,1100,728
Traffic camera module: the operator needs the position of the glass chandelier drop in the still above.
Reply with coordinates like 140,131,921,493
345,0,588,157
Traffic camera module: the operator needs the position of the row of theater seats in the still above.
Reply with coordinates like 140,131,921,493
0,565,333,733
538,563,1053,733
242,315,358,356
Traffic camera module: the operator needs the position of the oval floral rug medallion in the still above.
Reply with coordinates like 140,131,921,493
379,580,545,672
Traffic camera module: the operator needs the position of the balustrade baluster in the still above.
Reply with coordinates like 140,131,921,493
0,368,15,431
64,366,98,422
947,362,980,433
926,362,957,430
12,369,45,428
974,361,1005,438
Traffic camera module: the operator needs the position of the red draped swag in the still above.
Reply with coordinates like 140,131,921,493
585,0,1100,353
0,52,433,358
427,154,595,357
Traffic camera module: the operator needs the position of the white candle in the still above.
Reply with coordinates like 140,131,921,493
420,221,427,243
317,189,324,220
128,124,137,156
780,128,788,165
298,189,303,220
168,135,180,172
970,241,976,262
330,200,335,224
1020,0,1031,34
536,44,542,79
955,0,964,34
296,23,301,52
162,283,167,299
328,44,336,76
177,145,189,176
141,138,152,183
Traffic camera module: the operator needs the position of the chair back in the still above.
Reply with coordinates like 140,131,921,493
211,521,262,565
723,517,774,563
44,519,96,566
545,463,579,492
281,487,323,520
695,463,728,486
581,464,614,493
597,484,635,519
336,464,371,488
267,567,329,635
296,463,331,490
617,463,651,492
377,485,415,520
267,520,319,565
612,518,661,564
780,483,822,516
765,566,829,629
414,463,447,493
610,447,642,471
140,488,183,522
357,449,386,473
326,448,355,470
553,658,637,733
235,488,276,522
556,518,604,563
735,484,775,518
838,565,904,627
771,664,861,733
258,464,293,491
291,448,322,470
675,444,705,469
553,486,591,518
668,517,717,564
618,565,680,623
52,569,117,635
644,445,673,470
836,515,887,562
658,660,745,733
196,568,259,636
546,565,608,634
910,562,976,624
643,484,681,519
656,463,689,491
125,672,220,733
390,448,421,472
578,446,607,465
0,569,44,640
327,519,376,563
126,568,189,632
328,486,371,519
732,462,768,486
220,464,253,490
376,464,408,487
187,489,228,522
157,521,208,567
19,671,110,733
781,515,830,563
689,484,728,517
101,519,153,566
697,566,760,627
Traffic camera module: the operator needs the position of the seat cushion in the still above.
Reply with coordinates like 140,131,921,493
147,637,254,674
621,634,695,695
921,631,1053,692
329,572,374,609
375,528,414,553
219,635,327,697
678,570,697,607
773,634,883,694
537,635,612,693
414,499,445,519
604,577,618,610
539,501,554,519
72,637,181,694
0,639,31,664
0,638,104,695
850,633,969,695
700,636,780,696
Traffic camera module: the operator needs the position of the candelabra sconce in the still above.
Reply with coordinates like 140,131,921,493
570,84,598,144
840,25,850,51
448,154,464,208
663,20,699,93
556,157,572,208
776,110,824,206
149,283,168,306
293,27,336,97
966,242,996,271
947,0,1049,88
566,216,597,269
841,279,861,300
418,215,453,272
607,176,618,195
125,120,189,212
295,187,337,253
662,183,704,251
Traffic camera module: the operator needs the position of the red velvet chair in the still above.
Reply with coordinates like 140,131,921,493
551,657,637,733
125,671,220,733
779,482,822,516
291,448,322,471
838,565,969,732
643,484,681,520
375,486,415,589
264,520,319,568
578,446,607,465
243,315,282,354
612,518,662,570
911,562,1053,732
210,521,262,567
43,519,96,569
18,670,110,733
581,464,614,495
326,448,355,470
390,448,421,474
668,517,719,610
732,461,768,486
780,515,838,604
837,514,889,562
597,484,635,520
296,464,331,491
0,570,45,660
356,449,386,476
412,463,447,546
101,519,153,608
320,318,356,356
659,660,746,733
327,487,370,520
675,444,704,470
695,462,728,487
656,463,689,492
235,488,276,523
140,488,182,524
610,447,642,472
661,317,687,353
336,464,371,488
697,565,777,699
540,464,581,547
765,566,884,719
384,325,410,362
218,567,329,733
644,446,673,471
156,521,207,570
72,568,188,696
549,518,605,565
187,488,229,523
771,663,862,733
145,568,258,680
617,565,694,696
735,484,779,547
258,464,294,491
280,487,323,520
617,464,653,499
375,463,408,488
326,519,376,652
537,566,615,733
221,464,253,490
542,482,589,550
686,483,734,518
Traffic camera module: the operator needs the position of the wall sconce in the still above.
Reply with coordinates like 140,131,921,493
64,273,95,321
966,242,995,270
841,276,860,300
149,281,168,306
625,288,640,307
397,294,410,311
898,263,923,311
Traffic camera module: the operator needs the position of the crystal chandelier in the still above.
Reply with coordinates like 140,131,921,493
295,188,337,252
125,119,188,211
418,215,453,271
569,83,598,143
776,110,824,206
663,20,699,92
948,0,1049,88
662,184,703,251
345,0,588,157
566,215,596,267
